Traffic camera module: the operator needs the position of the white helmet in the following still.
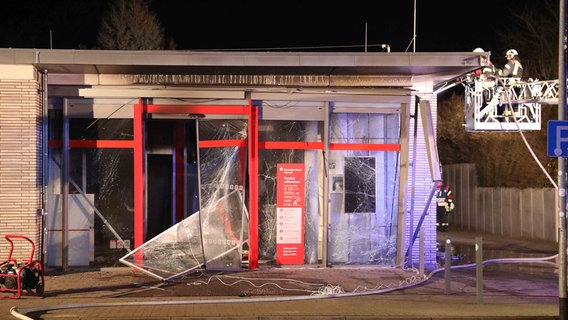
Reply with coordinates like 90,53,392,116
506,49,518,58
473,48,484,53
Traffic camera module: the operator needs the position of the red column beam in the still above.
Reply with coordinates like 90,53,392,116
248,101,259,269
134,100,145,250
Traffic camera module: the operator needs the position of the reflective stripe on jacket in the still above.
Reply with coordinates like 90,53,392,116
436,185,453,206
499,58,523,78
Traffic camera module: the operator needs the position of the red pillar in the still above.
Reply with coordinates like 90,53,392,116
248,101,259,269
133,99,145,250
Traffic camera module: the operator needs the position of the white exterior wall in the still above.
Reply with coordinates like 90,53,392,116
0,65,42,260
405,80,438,269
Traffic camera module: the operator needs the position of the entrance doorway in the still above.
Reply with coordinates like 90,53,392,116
130,103,256,273
144,120,199,241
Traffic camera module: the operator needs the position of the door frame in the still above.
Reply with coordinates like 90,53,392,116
133,100,260,268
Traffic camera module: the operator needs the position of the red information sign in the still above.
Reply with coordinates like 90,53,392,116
275,163,305,265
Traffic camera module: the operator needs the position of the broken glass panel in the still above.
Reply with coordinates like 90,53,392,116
119,188,249,280
328,112,400,265
119,212,205,280
198,119,249,271
257,120,322,264
121,118,250,278
344,156,376,213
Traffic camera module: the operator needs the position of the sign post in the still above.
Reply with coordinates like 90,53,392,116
548,118,568,319
554,3,567,316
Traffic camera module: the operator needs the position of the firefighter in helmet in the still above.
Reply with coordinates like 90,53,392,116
472,48,496,81
470,48,496,107
498,49,523,79
497,49,524,117
436,180,454,232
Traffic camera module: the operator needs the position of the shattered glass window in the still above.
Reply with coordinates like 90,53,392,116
328,113,400,265
257,120,322,264
344,156,376,213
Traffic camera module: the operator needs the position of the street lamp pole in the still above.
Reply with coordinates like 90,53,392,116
413,0,416,52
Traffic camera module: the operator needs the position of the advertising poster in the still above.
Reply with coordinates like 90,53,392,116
276,163,305,265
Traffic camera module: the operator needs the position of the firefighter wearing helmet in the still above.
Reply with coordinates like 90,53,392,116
436,180,454,232
498,49,523,79
497,49,524,117
468,48,496,110
470,48,496,82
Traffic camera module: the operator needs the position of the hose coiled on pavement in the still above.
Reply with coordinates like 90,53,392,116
10,253,558,320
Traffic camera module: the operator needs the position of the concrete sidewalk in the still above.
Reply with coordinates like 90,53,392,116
1,230,561,320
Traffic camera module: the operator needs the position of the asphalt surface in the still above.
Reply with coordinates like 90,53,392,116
0,229,561,320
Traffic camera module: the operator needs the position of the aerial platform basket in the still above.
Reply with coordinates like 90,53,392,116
0,234,45,299
462,78,560,132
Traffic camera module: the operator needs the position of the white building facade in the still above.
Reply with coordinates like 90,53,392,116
0,49,482,271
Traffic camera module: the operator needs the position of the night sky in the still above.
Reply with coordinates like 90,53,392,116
0,0,556,54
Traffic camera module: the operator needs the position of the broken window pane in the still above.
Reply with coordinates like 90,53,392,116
328,113,399,265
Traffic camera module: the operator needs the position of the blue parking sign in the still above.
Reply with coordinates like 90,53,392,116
548,120,568,157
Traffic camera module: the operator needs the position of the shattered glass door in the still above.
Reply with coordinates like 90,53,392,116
121,117,249,279
198,119,249,271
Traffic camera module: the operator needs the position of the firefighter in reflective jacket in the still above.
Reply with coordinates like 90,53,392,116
470,48,497,107
498,49,523,79
436,181,454,232
497,49,524,117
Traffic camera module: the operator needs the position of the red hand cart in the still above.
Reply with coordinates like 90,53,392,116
0,234,45,299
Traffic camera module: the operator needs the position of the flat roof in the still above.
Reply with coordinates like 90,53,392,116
0,49,485,89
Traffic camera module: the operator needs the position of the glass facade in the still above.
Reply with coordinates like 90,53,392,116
47,105,401,268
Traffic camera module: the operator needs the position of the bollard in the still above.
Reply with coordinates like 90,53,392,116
444,238,451,294
476,236,483,303
419,227,424,277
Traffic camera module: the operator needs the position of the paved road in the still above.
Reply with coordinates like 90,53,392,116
1,230,561,320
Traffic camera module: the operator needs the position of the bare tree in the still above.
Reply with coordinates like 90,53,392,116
96,0,175,50
496,1,558,80
438,1,559,188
